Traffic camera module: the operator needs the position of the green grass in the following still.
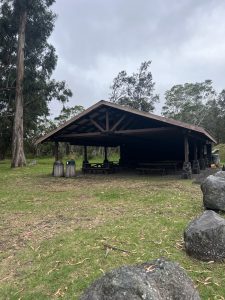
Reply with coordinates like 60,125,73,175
214,143,225,164
0,158,225,299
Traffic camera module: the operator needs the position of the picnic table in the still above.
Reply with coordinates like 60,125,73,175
136,161,179,175
82,161,120,174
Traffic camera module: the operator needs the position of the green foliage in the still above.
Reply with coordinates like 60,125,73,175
162,81,225,143
54,105,84,126
0,0,72,158
33,105,85,157
109,61,159,112
214,144,225,163
162,80,216,125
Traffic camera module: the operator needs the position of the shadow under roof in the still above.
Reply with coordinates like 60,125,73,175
35,100,216,146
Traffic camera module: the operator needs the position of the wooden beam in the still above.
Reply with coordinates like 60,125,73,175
61,127,175,139
194,143,197,160
83,146,88,162
90,118,105,132
115,127,174,135
105,111,109,131
104,146,108,162
207,143,212,165
184,136,189,162
62,132,102,138
119,118,133,130
55,141,59,161
200,144,203,159
187,132,206,142
111,114,126,131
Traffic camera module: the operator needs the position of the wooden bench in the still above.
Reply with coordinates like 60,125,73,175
138,161,178,174
136,167,166,176
83,167,114,174
82,162,119,174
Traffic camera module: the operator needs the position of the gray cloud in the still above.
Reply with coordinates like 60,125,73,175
48,0,225,117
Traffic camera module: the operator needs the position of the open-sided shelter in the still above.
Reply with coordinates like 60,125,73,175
36,100,216,174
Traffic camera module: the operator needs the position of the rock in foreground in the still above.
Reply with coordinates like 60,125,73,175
79,258,200,300
201,174,225,211
184,210,225,261
215,171,225,179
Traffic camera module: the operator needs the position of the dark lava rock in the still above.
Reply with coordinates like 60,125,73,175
201,174,225,211
79,258,200,300
184,210,225,261
182,162,192,179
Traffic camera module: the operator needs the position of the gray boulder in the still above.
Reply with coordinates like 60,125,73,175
201,174,225,211
79,258,200,300
215,171,225,179
184,210,225,261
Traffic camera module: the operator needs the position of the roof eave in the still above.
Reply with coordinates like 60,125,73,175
35,100,216,145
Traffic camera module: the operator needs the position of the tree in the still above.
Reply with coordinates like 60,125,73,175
109,61,159,112
0,0,72,164
162,80,225,143
11,0,27,167
54,105,85,156
54,105,84,126
215,90,225,143
162,80,217,126
28,105,85,157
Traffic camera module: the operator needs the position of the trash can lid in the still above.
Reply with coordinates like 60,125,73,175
54,160,63,165
66,160,75,165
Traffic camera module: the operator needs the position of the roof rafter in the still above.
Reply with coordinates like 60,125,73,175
57,127,176,139
111,114,126,131
35,100,216,144
115,127,175,135
89,118,105,132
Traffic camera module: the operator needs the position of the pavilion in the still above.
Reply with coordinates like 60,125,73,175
36,100,216,176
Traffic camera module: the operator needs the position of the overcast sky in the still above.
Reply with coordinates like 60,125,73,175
48,0,225,117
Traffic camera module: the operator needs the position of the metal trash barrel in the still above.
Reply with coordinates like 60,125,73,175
53,161,64,177
65,159,76,178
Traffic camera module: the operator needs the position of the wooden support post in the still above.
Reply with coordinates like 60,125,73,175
83,146,88,163
182,135,192,179
206,143,212,167
193,143,200,174
194,143,197,160
104,146,108,163
199,143,206,170
200,144,203,159
184,136,189,163
119,145,122,165
105,111,109,131
55,142,59,161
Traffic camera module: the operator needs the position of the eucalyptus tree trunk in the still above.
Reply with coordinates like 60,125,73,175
11,10,27,168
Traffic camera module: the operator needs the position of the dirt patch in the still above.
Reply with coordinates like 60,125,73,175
0,213,103,254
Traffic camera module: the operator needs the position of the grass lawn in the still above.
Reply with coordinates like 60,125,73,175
0,158,225,299
214,144,225,164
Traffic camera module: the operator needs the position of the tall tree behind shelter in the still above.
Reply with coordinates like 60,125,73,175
162,80,216,126
162,80,225,143
109,61,159,112
0,0,72,165
11,0,26,167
